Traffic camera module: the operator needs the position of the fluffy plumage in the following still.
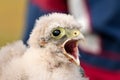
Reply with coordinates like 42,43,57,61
0,13,87,80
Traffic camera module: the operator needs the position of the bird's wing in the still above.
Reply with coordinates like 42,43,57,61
0,40,26,70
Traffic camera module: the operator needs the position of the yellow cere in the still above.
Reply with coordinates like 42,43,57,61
65,29,80,38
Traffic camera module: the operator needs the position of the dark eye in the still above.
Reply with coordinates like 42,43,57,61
51,27,65,39
52,30,61,36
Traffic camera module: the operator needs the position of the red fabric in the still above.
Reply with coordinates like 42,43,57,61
81,62,120,80
32,0,68,12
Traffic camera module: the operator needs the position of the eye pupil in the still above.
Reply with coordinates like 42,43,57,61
52,30,61,36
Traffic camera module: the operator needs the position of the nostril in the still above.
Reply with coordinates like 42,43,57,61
74,32,77,35
72,30,80,37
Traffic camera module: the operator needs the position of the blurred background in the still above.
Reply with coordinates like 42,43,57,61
0,0,27,46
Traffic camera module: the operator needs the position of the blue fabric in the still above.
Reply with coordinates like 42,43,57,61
79,0,120,70
88,0,120,53
23,1,49,44
80,51,120,70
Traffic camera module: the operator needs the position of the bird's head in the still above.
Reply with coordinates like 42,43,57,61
28,13,84,66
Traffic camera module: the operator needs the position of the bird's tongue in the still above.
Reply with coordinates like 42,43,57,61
64,40,78,59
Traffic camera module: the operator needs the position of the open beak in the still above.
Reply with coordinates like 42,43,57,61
61,39,80,66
